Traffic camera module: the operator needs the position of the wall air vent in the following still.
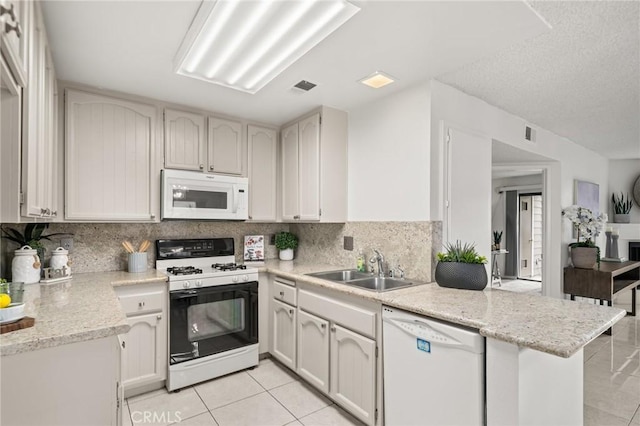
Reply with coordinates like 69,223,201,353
293,80,317,92
525,125,537,142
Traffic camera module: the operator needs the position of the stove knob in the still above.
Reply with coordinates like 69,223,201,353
183,281,191,289
195,280,202,287
232,276,239,283
242,275,249,282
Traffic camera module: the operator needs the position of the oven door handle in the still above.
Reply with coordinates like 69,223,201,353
170,290,199,299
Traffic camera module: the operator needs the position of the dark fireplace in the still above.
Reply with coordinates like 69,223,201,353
630,242,640,261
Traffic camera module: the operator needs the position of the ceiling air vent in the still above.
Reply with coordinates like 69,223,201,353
293,80,317,92
525,125,536,142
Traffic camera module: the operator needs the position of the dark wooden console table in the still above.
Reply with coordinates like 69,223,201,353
564,261,639,333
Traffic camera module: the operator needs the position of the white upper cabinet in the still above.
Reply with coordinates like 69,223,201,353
0,52,22,223
280,106,347,223
247,125,277,221
65,89,159,222
208,117,243,175
0,0,30,87
164,108,205,171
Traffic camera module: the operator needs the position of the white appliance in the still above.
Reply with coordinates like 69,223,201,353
161,169,248,220
156,238,259,391
382,306,485,426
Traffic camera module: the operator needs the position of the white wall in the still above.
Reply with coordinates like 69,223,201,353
347,82,431,221
430,80,609,299
607,159,640,259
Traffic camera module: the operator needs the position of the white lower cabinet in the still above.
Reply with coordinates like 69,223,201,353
330,324,376,425
115,282,167,398
297,309,329,393
271,281,378,426
271,298,297,370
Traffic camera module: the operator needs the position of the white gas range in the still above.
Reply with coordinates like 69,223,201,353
156,238,259,391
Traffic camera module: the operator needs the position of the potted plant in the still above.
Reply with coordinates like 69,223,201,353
1,224,69,276
562,205,607,269
492,231,503,251
611,192,633,223
435,241,488,290
275,232,298,261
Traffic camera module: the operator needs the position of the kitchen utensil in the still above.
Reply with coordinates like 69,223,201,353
139,240,151,253
122,241,135,254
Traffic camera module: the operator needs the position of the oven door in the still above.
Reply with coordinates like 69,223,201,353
169,281,258,365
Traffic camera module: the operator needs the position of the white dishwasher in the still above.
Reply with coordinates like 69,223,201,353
382,306,485,426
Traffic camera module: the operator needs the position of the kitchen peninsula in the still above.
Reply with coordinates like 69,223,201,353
0,264,625,426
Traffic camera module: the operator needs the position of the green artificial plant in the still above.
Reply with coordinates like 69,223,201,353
274,232,299,251
0,223,68,250
437,241,487,264
611,192,633,214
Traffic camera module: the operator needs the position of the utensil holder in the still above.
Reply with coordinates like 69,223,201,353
128,253,147,273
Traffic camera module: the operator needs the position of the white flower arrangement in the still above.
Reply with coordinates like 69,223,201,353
562,205,608,245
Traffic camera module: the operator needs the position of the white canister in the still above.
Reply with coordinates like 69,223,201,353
50,246,71,276
12,246,42,284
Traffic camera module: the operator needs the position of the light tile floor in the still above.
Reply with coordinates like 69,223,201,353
124,358,363,426
126,297,639,426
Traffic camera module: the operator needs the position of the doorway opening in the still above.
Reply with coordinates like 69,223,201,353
518,193,542,282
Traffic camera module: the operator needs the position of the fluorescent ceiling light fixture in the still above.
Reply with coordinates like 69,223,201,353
175,0,360,94
360,71,395,89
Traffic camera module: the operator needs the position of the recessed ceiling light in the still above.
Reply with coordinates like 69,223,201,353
360,71,396,89
174,0,360,94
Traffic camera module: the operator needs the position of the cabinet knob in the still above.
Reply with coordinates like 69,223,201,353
330,326,336,332
321,323,326,329
279,291,284,297
0,4,16,22
293,215,300,220
5,21,21,38
209,165,214,171
150,214,156,219
289,309,293,315
52,211,57,217
121,341,125,349
199,164,204,170
157,314,162,320
248,215,252,220
138,301,145,308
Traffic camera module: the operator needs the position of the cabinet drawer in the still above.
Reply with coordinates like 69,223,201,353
118,291,164,316
273,281,297,306
298,290,376,338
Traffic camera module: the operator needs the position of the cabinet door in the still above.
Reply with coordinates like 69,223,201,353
330,324,376,426
272,298,296,370
0,0,29,86
66,89,157,221
298,113,320,220
247,125,277,221
121,312,166,392
281,122,299,221
0,54,22,223
297,310,329,393
208,117,243,175
164,108,205,171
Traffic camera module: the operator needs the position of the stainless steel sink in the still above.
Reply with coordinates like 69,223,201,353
306,269,417,292
344,276,414,292
306,269,371,282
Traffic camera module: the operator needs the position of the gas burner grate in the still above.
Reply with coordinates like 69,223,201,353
212,263,247,271
167,266,203,276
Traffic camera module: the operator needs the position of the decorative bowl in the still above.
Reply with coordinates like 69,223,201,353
0,303,26,325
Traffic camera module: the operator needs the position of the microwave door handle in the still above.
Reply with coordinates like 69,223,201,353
233,184,239,213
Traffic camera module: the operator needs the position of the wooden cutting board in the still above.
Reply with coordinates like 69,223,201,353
1,317,35,334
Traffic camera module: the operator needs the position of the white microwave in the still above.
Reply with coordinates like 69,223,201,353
161,169,248,220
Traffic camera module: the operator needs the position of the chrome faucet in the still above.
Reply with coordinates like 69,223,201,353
370,249,386,277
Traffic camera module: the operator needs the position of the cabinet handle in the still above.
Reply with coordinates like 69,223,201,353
248,215,252,220
279,291,284,297
138,301,145,308
0,4,16,22
150,214,156,219
52,211,57,217
289,309,293,315
45,208,51,215
293,215,300,220
121,340,125,349
199,164,204,170
5,21,21,38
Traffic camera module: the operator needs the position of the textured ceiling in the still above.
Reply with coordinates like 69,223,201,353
438,1,640,160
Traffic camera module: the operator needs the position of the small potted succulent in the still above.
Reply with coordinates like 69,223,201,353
611,192,633,223
492,231,503,251
275,232,298,261
435,241,488,290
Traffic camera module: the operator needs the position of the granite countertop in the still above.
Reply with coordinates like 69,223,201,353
260,260,626,358
0,270,167,356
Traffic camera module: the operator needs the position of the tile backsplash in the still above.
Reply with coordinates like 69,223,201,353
0,221,441,281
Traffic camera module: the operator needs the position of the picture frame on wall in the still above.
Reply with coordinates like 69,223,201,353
574,179,600,214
